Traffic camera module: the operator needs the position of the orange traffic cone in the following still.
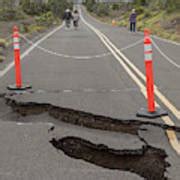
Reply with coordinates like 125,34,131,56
112,19,116,26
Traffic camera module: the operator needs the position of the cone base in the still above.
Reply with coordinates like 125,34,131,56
7,84,32,91
136,107,168,119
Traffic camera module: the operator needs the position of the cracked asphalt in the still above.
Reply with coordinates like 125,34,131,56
0,5,180,180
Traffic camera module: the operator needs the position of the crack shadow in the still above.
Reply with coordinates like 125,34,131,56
50,136,170,180
5,99,180,136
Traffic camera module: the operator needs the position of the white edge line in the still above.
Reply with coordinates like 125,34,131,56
81,7,180,119
137,31,180,46
80,10,180,155
0,23,64,78
152,35,180,46
152,39,180,69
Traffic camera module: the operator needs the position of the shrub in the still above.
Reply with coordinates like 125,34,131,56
119,19,128,27
86,0,96,12
48,0,73,18
35,11,54,26
0,55,5,62
21,0,49,16
112,3,120,11
27,24,46,33
0,38,7,48
134,6,144,14
97,3,109,17
143,9,152,18
0,8,26,21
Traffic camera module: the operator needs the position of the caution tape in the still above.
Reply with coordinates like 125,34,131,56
151,38,180,69
20,33,143,60
19,32,180,69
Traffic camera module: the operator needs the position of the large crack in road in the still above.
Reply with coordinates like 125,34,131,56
2,94,180,180
50,136,169,180
5,96,180,135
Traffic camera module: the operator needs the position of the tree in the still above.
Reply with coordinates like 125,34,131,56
20,0,49,15
0,0,22,20
48,0,73,18
0,0,15,10
85,0,96,12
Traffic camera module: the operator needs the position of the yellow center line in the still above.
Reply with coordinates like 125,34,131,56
82,6,180,117
81,12,180,155
162,116,180,155
101,32,180,120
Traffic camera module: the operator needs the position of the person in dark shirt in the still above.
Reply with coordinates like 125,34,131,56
129,9,137,32
63,9,73,28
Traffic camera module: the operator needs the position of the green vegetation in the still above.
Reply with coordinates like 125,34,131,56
85,0,180,42
0,55,5,62
48,0,73,18
0,0,73,62
0,38,7,48
0,39,6,62
21,0,50,16
0,0,73,36
85,0,110,16
0,0,27,21
0,0,73,20
35,11,55,27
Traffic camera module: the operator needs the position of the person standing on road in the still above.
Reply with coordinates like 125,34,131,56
63,9,73,28
129,9,137,32
73,10,80,30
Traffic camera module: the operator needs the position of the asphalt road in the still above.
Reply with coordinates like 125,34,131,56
82,7,180,121
0,5,180,180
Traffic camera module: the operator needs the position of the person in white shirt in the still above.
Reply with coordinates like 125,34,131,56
73,10,80,29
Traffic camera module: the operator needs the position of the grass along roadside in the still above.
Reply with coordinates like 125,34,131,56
0,0,73,63
0,18,61,64
0,12,61,44
84,3,180,43
119,9,180,42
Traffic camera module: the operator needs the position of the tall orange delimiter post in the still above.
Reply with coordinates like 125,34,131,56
7,26,31,91
13,26,22,88
136,29,167,118
144,29,155,112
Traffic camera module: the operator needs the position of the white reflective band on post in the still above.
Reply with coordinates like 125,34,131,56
144,44,152,52
13,37,19,43
145,53,152,60
14,44,20,50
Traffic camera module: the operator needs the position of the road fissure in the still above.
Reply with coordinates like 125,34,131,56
5,98,180,135
80,8,180,155
50,136,169,180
